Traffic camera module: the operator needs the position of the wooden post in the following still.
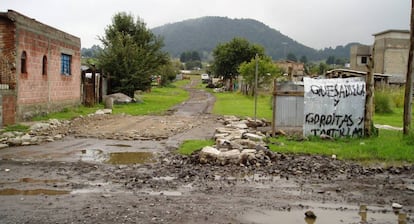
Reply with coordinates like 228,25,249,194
403,0,414,135
272,79,277,137
364,48,375,137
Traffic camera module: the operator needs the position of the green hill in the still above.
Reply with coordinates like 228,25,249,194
151,16,356,61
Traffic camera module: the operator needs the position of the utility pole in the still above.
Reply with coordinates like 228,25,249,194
403,0,414,135
254,54,258,124
364,48,375,137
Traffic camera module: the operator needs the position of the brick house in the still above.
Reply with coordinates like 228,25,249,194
0,10,81,125
350,29,410,85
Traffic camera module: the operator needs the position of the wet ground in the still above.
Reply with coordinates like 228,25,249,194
0,79,413,223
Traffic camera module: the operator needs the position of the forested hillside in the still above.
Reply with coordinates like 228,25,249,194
151,16,357,61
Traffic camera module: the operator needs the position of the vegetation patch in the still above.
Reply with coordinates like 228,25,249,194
177,139,215,155
2,124,30,133
268,129,414,164
212,92,272,120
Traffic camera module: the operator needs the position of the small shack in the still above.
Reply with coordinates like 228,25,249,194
81,65,107,106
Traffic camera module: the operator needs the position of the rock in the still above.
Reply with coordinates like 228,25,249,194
102,109,112,114
199,146,220,164
105,93,133,104
53,134,63,140
332,154,337,159
320,134,334,140
45,137,54,142
241,149,256,154
215,127,235,134
226,121,248,129
48,119,61,126
30,123,50,131
8,137,22,146
216,138,231,148
21,134,32,142
1,132,15,138
95,110,105,115
243,133,264,141
392,202,403,209
220,149,240,159
305,210,317,219
104,96,114,109
0,143,9,149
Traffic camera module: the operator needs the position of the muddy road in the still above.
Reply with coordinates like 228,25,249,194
1,79,414,224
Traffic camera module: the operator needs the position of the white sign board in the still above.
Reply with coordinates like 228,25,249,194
303,77,366,137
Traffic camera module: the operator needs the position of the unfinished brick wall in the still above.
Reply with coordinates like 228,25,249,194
1,10,82,121
0,17,16,89
1,92,16,125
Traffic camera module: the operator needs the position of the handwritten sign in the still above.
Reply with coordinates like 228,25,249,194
303,77,366,137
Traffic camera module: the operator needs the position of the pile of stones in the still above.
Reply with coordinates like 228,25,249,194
0,109,112,148
0,119,68,148
199,116,278,167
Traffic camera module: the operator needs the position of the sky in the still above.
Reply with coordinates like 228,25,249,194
1,0,410,50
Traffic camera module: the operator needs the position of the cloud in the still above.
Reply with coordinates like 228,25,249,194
1,0,410,49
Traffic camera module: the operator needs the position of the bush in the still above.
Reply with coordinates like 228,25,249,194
375,90,393,114
389,86,405,108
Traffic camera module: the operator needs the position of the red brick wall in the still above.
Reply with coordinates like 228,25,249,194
1,93,16,125
10,11,81,120
0,17,17,89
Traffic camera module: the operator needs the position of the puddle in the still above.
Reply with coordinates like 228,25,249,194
106,144,132,147
241,205,406,224
106,152,155,165
0,188,69,196
20,178,63,184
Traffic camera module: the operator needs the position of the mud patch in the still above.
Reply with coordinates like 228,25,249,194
0,188,69,196
106,152,155,165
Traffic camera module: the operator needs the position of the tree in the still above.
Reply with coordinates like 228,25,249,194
157,61,178,86
212,38,264,90
238,56,282,95
180,51,202,70
326,55,336,65
286,53,297,62
98,12,168,96
318,62,328,75
300,55,308,64
403,0,414,135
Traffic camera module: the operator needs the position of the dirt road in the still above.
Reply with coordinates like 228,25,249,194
0,79,413,224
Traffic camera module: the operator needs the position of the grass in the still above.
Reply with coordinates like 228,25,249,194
269,129,414,164
32,79,190,120
32,105,103,121
1,124,30,133
113,82,189,115
212,92,272,120
374,107,414,128
177,139,215,155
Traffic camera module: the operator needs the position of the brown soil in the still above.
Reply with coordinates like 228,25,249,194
0,79,413,224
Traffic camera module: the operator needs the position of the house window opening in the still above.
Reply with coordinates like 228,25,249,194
61,53,72,75
42,55,47,75
361,56,368,64
21,51,27,73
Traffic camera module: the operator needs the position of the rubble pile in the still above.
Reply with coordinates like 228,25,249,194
198,116,277,167
0,119,69,148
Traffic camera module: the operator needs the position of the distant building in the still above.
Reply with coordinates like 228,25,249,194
0,10,81,125
275,60,305,81
350,29,410,85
